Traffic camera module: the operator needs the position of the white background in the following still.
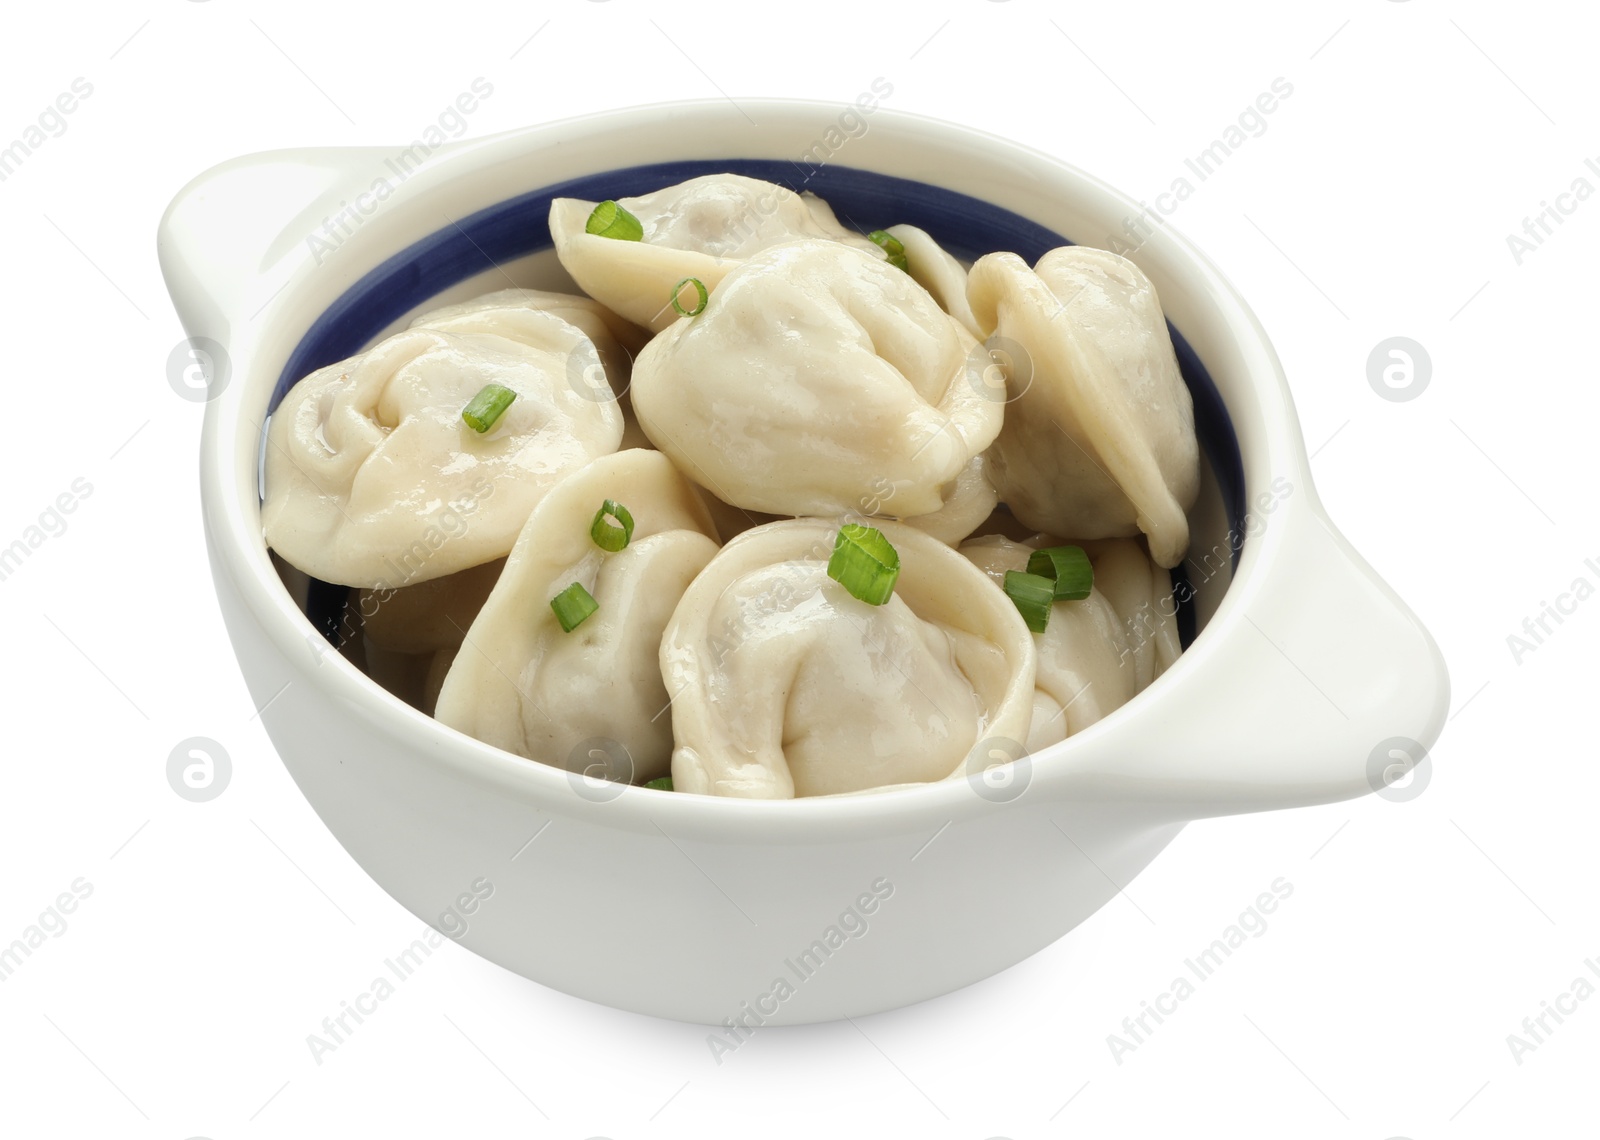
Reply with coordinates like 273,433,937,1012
1,0,1594,1136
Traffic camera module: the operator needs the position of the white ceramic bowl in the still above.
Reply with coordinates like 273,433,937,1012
159,100,1449,1026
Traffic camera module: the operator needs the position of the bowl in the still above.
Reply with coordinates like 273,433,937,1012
158,99,1449,1025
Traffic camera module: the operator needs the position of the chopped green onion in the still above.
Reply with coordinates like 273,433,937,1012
868,229,909,272
671,276,709,317
1003,571,1055,634
643,776,674,791
590,499,635,552
461,383,517,433
550,582,598,632
827,524,900,606
1026,545,1094,601
585,200,644,241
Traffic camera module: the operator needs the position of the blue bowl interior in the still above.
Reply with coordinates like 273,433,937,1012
269,161,1245,653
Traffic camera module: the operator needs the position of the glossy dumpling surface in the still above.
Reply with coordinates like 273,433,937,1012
413,286,648,443
434,450,719,782
967,246,1200,568
662,518,1036,798
412,286,648,356
550,174,885,333
631,239,1000,520
898,453,998,547
263,303,624,588
959,534,1180,750
886,223,982,338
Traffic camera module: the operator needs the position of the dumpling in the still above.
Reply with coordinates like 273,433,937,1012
959,534,1180,751
412,286,648,358
886,223,982,338
631,239,1001,520
550,174,886,333
346,557,503,718
662,518,1037,798
963,503,1040,544
264,300,625,588
358,558,506,655
967,246,1200,568
899,453,998,546
1075,537,1182,690
435,450,719,782
412,286,651,442
416,286,655,449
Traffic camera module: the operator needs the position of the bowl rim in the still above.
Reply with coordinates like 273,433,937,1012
181,97,1319,839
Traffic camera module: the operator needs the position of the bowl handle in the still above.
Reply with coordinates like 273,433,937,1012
157,146,401,342
1041,500,1451,820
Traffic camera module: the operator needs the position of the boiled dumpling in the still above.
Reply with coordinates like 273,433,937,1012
349,551,505,718
631,239,1001,520
435,450,719,782
959,534,1180,750
358,558,505,655
962,503,1041,544
662,518,1037,798
415,287,654,449
264,301,625,588
899,454,998,546
412,286,648,357
1074,537,1182,690
886,223,982,338
550,174,886,333
967,246,1200,568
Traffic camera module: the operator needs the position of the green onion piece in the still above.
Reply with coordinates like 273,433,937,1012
643,776,674,791
590,499,635,552
826,524,900,606
1026,545,1094,601
550,582,598,632
585,199,644,241
461,383,517,433
1003,571,1055,634
867,229,909,272
671,276,709,317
